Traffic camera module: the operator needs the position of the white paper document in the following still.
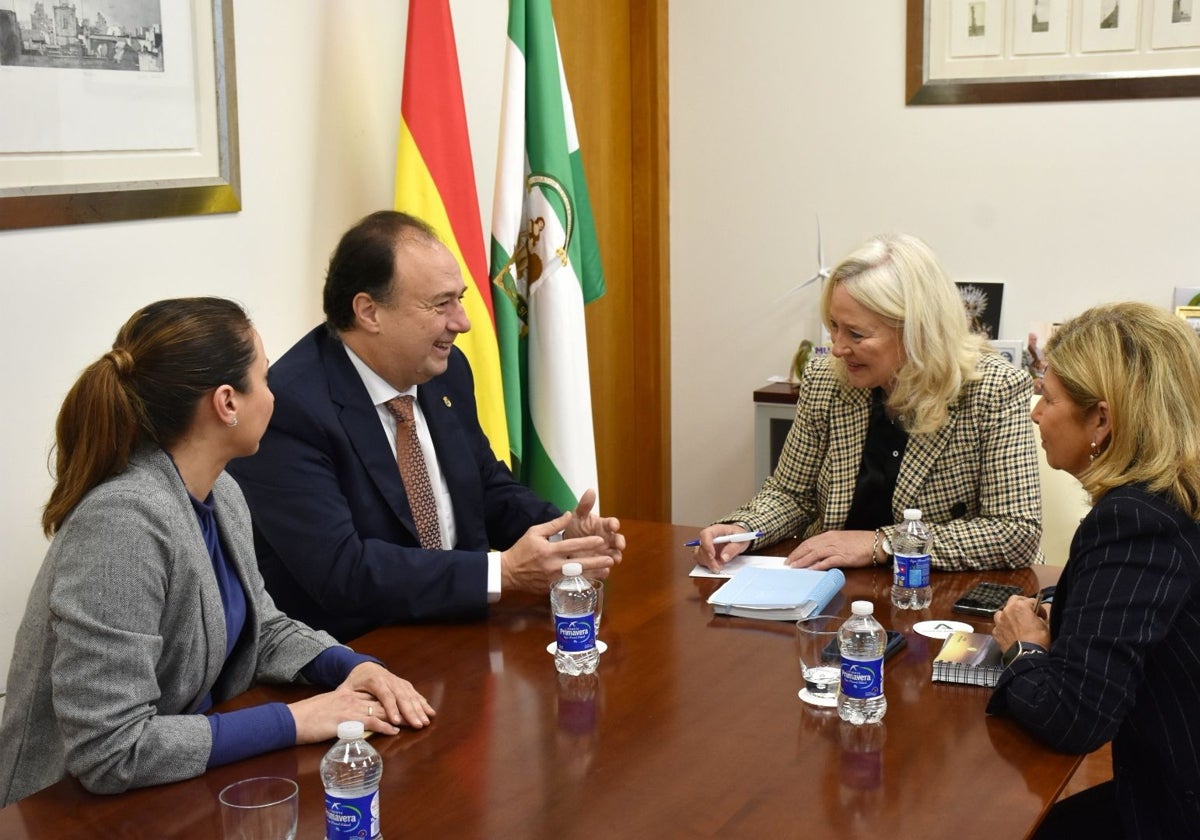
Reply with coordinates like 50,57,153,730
688,554,790,579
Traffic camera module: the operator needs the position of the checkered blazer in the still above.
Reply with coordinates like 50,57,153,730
721,353,1042,569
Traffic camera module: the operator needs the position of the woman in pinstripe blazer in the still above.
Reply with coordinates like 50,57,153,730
990,302,1200,838
0,298,434,806
695,234,1041,573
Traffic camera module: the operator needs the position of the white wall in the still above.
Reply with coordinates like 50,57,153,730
670,2,1200,529
0,1,507,693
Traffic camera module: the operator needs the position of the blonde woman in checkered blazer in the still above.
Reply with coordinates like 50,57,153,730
695,234,1041,573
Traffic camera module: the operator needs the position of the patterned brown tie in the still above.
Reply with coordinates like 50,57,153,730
384,396,442,549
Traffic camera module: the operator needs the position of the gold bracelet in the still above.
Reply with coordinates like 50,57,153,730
871,529,881,566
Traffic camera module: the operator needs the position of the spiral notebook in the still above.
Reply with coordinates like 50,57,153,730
706,566,845,621
931,631,1004,687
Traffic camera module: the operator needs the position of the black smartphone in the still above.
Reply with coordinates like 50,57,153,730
823,630,907,661
952,582,1024,617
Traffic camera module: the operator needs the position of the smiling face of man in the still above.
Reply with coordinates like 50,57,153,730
352,235,472,392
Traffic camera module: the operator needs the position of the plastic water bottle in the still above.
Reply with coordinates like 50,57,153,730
551,561,598,675
838,600,888,725
890,508,933,610
320,720,383,840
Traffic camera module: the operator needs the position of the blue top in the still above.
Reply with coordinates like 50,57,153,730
188,490,375,767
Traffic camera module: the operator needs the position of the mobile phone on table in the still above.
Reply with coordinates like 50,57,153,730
952,582,1024,617
823,630,907,661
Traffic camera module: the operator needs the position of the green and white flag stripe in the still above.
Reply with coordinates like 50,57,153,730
489,0,606,512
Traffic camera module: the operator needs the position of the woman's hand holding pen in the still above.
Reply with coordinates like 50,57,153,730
693,523,754,571
992,593,1051,652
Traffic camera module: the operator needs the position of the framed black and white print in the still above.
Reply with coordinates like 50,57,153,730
0,0,239,229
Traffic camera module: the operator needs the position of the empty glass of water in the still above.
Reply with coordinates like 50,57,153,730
796,615,841,707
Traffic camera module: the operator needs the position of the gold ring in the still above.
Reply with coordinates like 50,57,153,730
367,705,374,717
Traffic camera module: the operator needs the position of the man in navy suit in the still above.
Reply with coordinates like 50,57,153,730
228,211,622,641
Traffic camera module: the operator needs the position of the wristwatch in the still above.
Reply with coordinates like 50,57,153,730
1002,640,1048,668
872,529,893,567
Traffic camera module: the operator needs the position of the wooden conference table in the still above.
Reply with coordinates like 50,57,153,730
0,520,1074,838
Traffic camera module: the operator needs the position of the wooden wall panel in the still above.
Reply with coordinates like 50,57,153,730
552,0,670,521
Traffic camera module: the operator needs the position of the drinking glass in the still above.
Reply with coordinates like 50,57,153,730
795,615,841,707
218,776,299,840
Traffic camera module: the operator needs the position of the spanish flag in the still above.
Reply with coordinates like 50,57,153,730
395,0,509,464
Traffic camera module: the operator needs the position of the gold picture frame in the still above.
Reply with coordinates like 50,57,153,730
1176,305,1200,337
907,0,1200,105
0,0,239,230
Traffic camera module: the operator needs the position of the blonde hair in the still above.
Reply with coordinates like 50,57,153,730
819,233,988,434
1044,302,1200,518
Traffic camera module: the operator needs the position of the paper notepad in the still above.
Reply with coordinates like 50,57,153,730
931,631,1005,687
706,566,846,621
688,554,789,579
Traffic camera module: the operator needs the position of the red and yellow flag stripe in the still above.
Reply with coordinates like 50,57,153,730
396,0,508,463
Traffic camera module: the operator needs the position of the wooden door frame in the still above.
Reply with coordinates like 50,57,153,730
555,0,671,521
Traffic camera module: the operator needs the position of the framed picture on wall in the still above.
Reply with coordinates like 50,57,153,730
956,281,1004,339
1176,305,1200,337
0,0,239,229
907,0,1200,104
988,339,1024,367
1174,286,1200,307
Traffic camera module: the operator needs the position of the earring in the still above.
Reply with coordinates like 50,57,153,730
1089,440,1099,462
228,417,239,428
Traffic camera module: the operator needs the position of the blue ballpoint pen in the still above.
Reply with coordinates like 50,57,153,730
683,531,764,548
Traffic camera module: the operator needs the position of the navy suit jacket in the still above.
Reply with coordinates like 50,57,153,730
988,484,1200,838
227,326,559,641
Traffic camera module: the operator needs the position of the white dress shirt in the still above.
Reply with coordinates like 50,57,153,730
343,345,502,600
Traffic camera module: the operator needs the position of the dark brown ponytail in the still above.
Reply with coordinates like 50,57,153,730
43,297,255,535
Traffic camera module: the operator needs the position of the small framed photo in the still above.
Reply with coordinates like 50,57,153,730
1176,306,1200,338
1175,287,1200,308
989,339,1024,368
957,281,1004,339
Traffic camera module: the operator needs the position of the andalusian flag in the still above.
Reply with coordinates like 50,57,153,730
490,0,605,512
396,0,509,463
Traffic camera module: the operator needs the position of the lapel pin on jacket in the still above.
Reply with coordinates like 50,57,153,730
443,396,452,408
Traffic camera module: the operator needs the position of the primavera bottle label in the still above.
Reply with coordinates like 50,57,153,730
840,655,884,699
554,613,596,652
894,553,931,588
325,789,379,838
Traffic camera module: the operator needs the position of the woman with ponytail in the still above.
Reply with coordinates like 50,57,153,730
0,298,435,805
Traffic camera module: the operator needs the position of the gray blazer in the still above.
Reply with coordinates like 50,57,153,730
0,447,339,805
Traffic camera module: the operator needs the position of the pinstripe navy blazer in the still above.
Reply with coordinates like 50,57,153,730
721,353,1042,569
989,484,1200,837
